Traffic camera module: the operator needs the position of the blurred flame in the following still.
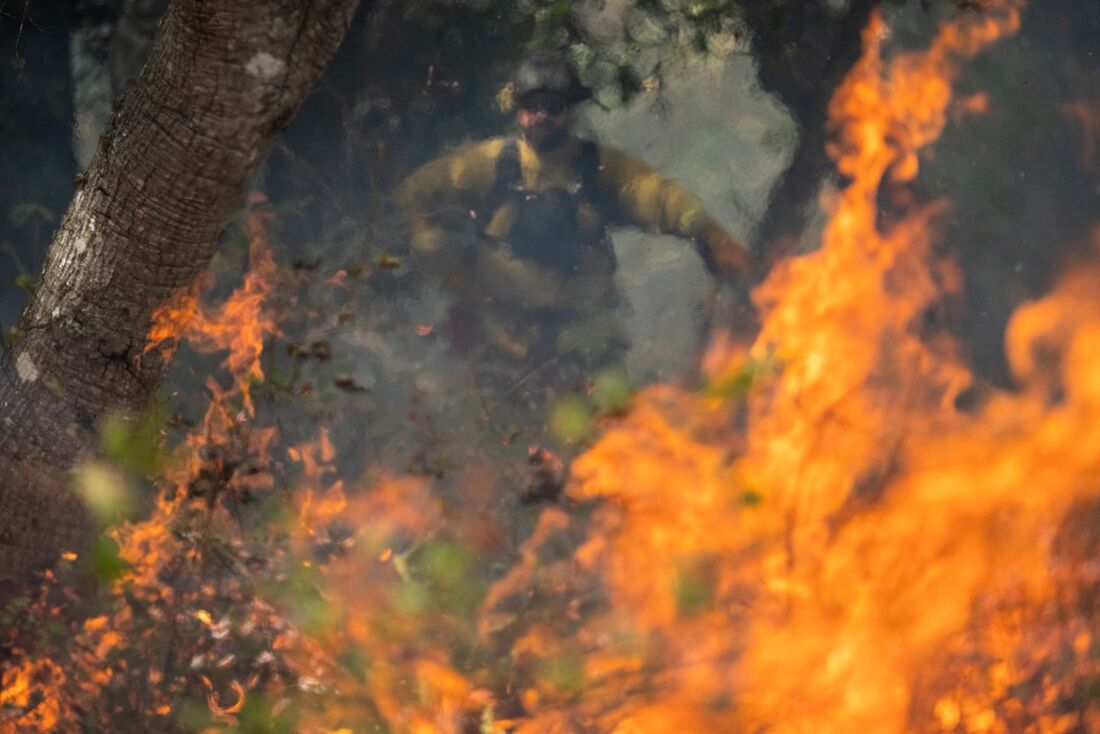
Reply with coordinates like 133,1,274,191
146,193,282,415
513,3,1096,733
1,192,291,733
0,660,70,731
206,679,246,719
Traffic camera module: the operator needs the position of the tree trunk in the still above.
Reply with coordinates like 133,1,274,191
743,0,879,266
0,0,360,585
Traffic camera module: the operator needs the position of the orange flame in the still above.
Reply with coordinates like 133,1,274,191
0,191,293,733
146,193,282,415
520,3,1072,733
0,660,71,731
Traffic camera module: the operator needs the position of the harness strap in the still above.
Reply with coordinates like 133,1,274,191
478,138,616,227
478,138,522,226
577,140,614,218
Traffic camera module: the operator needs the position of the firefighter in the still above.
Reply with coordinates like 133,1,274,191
395,51,749,447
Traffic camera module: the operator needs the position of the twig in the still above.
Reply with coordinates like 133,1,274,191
12,0,30,64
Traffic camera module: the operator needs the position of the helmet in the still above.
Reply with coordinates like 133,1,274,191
512,51,591,104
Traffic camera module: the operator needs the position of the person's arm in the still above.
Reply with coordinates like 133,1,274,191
395,138,565,306
394,139,504,254
596,145,750,279
393,139,506,295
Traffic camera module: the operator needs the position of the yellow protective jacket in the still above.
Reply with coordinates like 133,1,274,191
394,135,714,313
395,135,711,245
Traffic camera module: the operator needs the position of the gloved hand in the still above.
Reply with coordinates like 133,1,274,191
695,223,757,354
697,222,751,279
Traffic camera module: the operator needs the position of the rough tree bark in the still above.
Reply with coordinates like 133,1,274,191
0,0,361,585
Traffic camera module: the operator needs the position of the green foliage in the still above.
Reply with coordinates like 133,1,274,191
99,406,168,477
210,226,251,275
178,699,218,732
233,694,300,734
550,393,594,444
338,645,373,683
13,273,35,294
550,368,635,443
249,355,306,406
42,376,65,397
73,462,137,525
590,367,633,414
178,693,299,734
538,654,586,697
396,581,432,615
738,487,762,507
674,557,716,617
409,540,487,616
1,595,30,622
89,535,131,583
548,1,571,20
704,353,776,402
270,563,335,636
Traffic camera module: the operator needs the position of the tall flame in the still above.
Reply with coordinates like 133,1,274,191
525,2,1100,732
146,192,281,415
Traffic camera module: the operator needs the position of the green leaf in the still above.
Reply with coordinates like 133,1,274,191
549,1,571,20
337,646,372,682
43,377,65,397
90,535,131,583
481,705,496,734
175,698,215,733
236,692,298,734
550,394,594,444
539,654,585,697
99,406,167,476
705,355,776,402
396,581,431,615
73,462,136,524
418,542,473,584
411,541,486,614
675,558,717,617
591,367,633,414
13,274,35,294
738,488,763,507
275,564,335,636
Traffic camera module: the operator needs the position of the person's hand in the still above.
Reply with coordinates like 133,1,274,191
698,223,751,278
